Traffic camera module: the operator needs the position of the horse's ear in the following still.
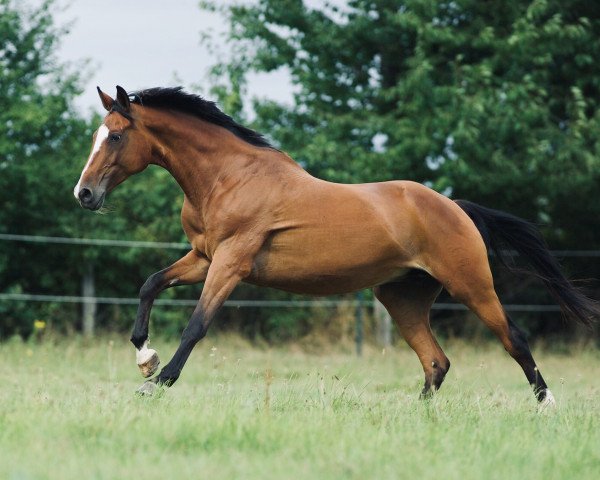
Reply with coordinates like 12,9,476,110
116,85,131,111
97,86,114,111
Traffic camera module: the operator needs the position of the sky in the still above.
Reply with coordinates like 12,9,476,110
45,0,295,116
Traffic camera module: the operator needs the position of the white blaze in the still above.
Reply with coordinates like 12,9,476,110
73,124,110,198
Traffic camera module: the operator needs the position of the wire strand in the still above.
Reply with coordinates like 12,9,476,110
0,233,189,250
0,293,562,311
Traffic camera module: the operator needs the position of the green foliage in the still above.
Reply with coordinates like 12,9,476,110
226,288,332,342
0,0,186,338
0,0,88,337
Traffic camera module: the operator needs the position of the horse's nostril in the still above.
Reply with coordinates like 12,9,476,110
78,187,93,203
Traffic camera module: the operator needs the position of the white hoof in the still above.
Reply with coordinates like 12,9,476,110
538,389,556,412
136,381,158,397
136,341,160,378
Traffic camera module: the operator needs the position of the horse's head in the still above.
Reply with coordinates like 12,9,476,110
74,86,151,210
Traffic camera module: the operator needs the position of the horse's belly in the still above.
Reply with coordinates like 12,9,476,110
247,229,413,295
246,266,411,295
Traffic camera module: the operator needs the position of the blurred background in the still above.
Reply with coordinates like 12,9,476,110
1,0,599,347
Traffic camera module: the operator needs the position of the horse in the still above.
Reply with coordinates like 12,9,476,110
74,85,598,405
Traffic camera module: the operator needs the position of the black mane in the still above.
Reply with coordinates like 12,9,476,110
130,87,272,148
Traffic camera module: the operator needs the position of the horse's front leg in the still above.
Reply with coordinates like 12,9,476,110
137,243,254,395
131,250,210,377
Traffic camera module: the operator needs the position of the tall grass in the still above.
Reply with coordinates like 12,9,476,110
0,335,598,479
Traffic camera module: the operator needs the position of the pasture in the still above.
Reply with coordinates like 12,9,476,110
0,336,598,480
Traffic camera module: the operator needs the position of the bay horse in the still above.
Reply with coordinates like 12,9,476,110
74,86,598,405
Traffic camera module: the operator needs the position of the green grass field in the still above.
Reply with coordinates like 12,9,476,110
1,335,598,480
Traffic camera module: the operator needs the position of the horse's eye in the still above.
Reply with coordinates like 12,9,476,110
110,133,122,143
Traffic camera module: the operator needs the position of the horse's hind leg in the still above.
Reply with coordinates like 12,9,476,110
461,291,554,405
374,271,448,398
434,257,555,406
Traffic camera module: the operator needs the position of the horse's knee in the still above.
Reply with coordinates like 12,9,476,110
181,317,209,346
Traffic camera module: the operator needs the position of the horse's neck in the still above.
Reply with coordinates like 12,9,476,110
162,147,218,206
143,110,307,219
149,114,263,208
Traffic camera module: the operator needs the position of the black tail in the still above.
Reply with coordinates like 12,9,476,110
455,199,598,328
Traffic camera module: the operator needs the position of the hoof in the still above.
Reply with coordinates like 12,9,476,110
137,351,160,378
419,385,437,400
136,381,159,397
538,389,556,413
136,341,160,378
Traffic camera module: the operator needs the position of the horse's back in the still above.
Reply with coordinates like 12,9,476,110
348,180,478,250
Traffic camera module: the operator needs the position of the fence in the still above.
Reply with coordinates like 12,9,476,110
1,233,597,352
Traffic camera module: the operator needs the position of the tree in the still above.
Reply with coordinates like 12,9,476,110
0,0,87,336
0,0,187,338
200,0,600,338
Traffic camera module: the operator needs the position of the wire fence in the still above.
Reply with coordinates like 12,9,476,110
2,232,594,352
0,233,189,250
0,233,595,313
0,292,563,312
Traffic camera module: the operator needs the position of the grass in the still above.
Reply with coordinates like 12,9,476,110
0,335,599,480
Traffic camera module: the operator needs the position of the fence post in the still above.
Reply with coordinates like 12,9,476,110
355,290,363,356
374,297,392,347
82,263,96,337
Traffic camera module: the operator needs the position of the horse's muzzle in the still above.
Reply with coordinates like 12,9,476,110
77,186,105,210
